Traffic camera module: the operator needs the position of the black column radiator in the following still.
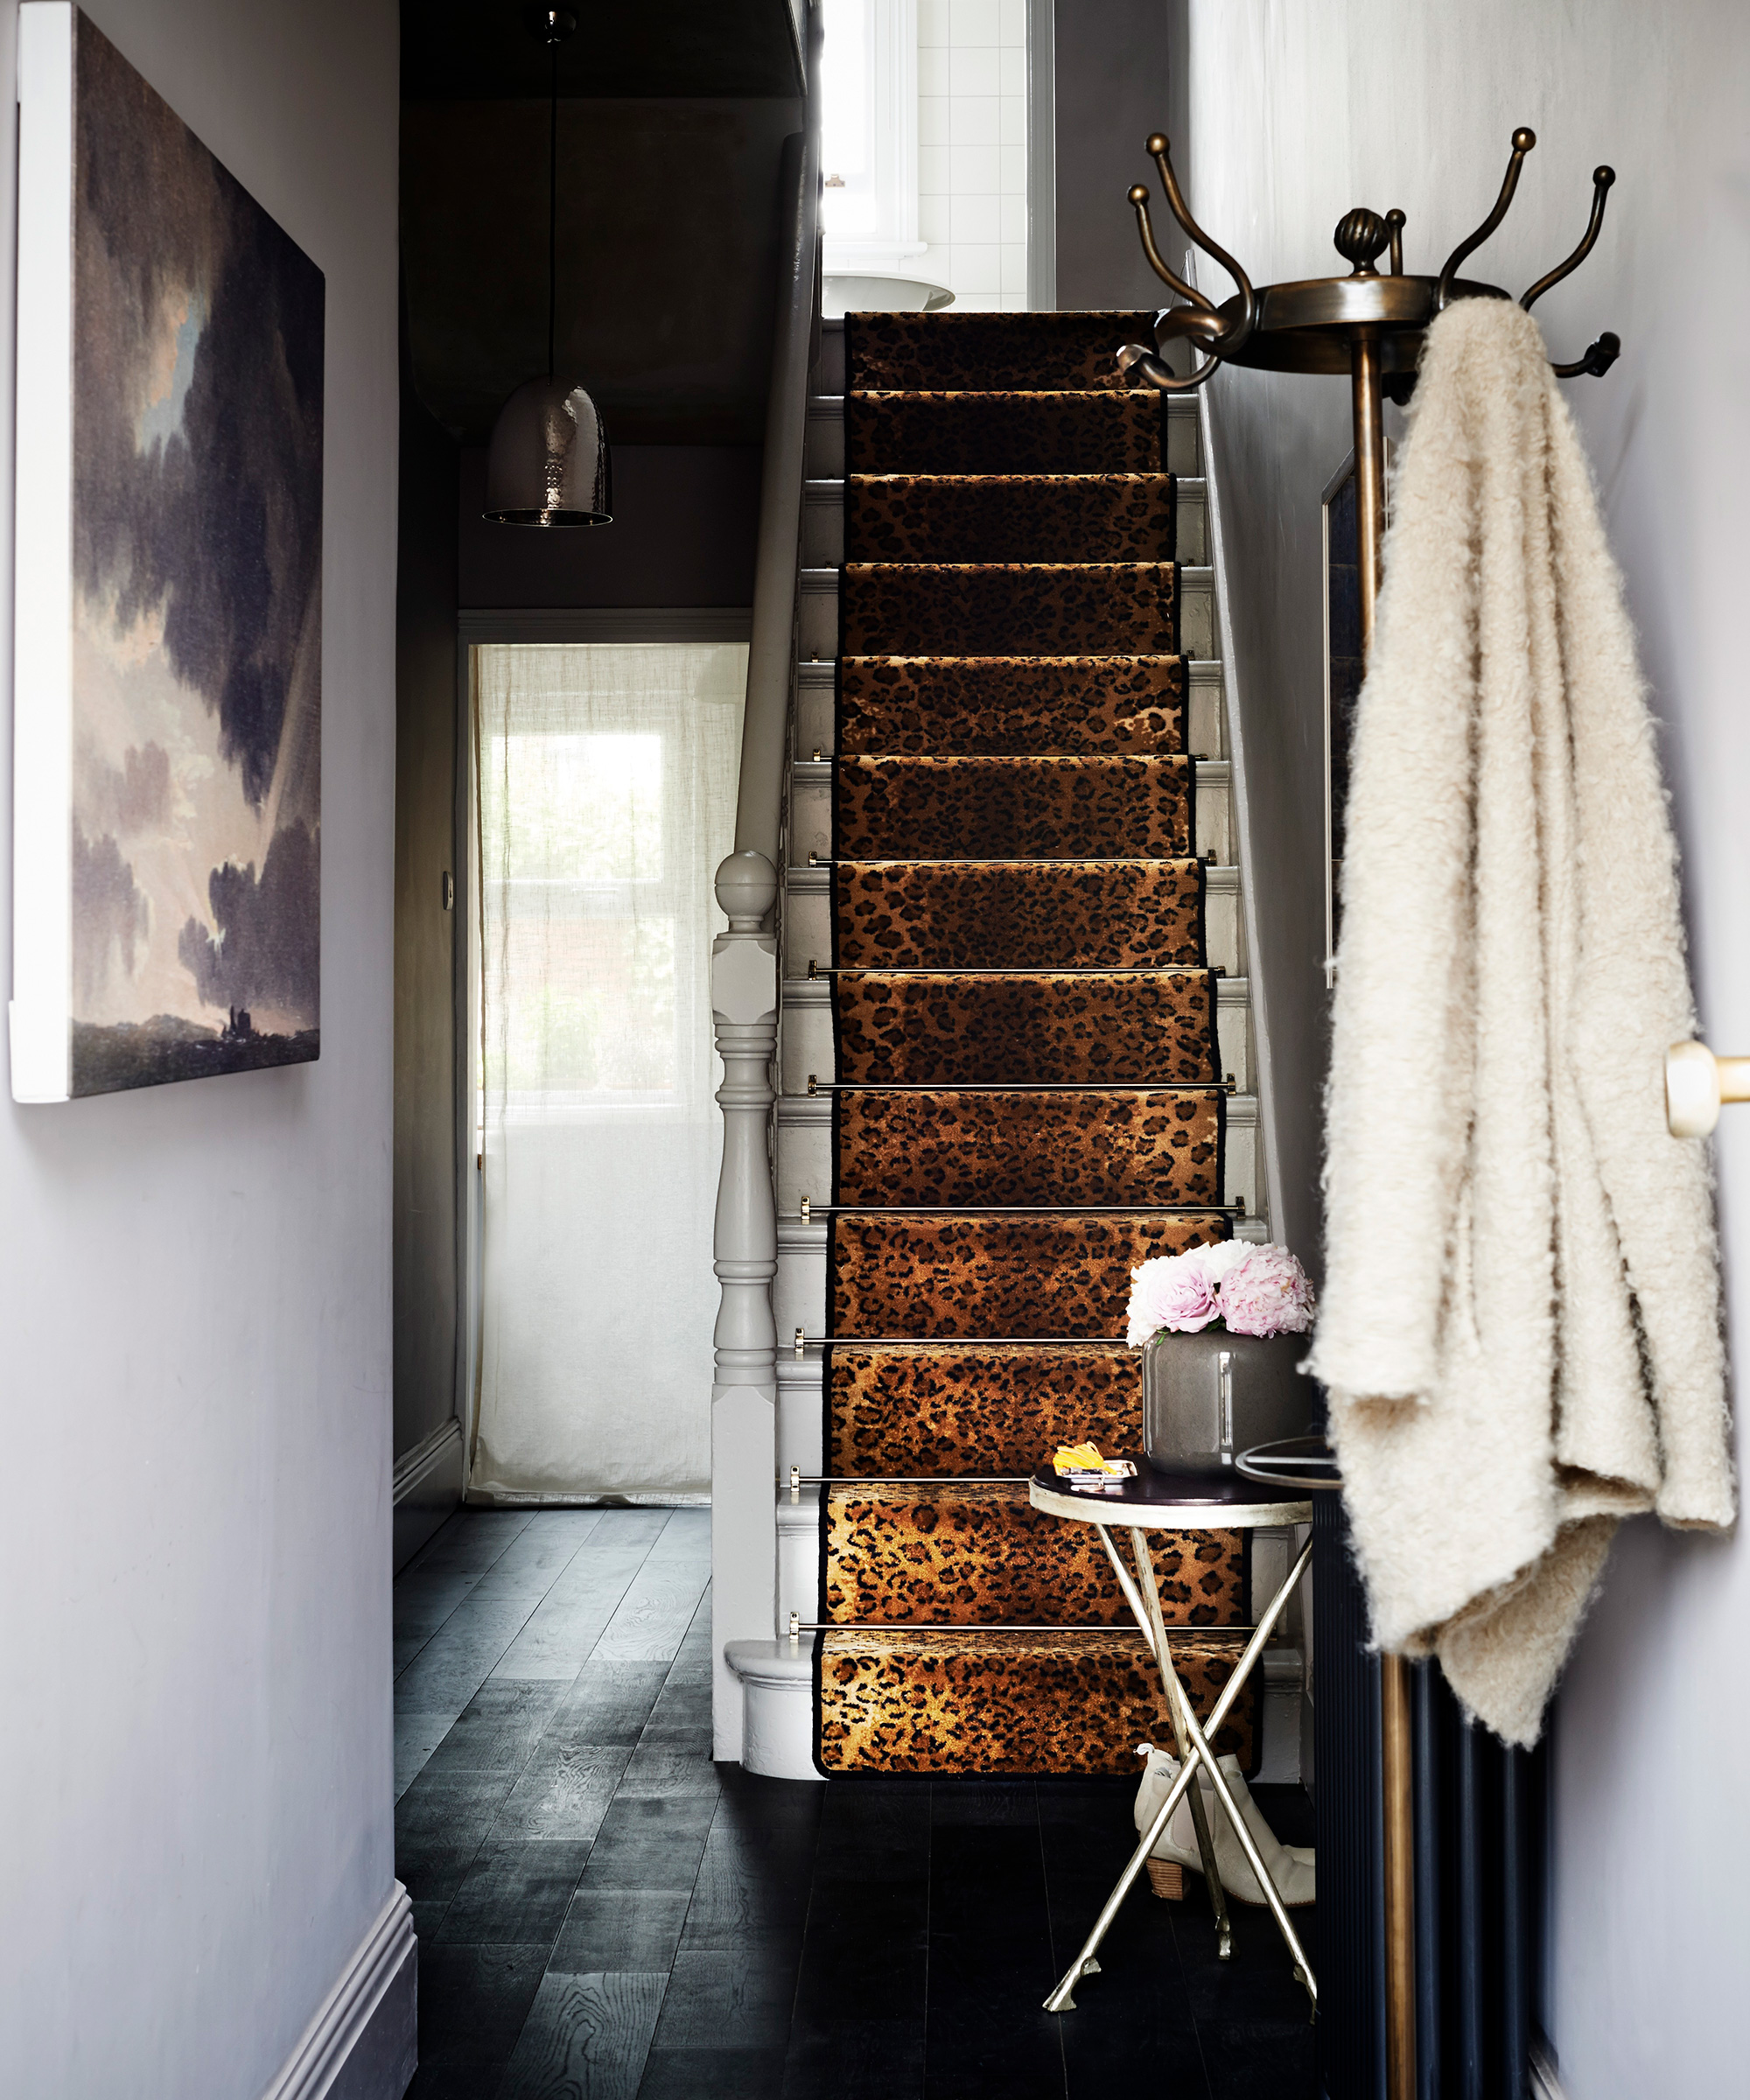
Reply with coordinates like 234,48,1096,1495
1314,1494,1546,2099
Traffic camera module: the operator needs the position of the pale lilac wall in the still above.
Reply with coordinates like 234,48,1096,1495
0,4,401,2094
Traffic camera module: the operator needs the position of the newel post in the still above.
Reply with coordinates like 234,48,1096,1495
709,849,780,1756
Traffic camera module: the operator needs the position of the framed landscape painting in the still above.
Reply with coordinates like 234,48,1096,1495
10,4,325,1100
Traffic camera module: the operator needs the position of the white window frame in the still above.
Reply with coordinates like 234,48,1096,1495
821,0,922,276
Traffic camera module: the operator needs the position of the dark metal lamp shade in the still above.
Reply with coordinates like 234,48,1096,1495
482,374,612,526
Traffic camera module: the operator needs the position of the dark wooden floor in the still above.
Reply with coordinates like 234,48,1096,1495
395,1509,1317,2099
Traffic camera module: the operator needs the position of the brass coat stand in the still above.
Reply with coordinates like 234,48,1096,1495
1117,127,1621,2100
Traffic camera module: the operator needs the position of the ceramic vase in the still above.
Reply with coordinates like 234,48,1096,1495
1141,1327,1314,1478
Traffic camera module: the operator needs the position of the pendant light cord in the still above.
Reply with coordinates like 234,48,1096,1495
547,38,558,378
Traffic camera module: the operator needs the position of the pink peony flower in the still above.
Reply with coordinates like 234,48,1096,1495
1196,1239,1255,1286
1127,1251,1219,1343
1216,1244,1316,1338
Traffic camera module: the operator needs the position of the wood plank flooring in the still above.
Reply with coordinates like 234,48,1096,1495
396,1509,1316,2098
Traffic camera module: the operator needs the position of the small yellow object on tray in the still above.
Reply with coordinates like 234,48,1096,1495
1051,1442,1137,1481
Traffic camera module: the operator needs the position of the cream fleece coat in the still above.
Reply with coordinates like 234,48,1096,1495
1306,299,1733,1746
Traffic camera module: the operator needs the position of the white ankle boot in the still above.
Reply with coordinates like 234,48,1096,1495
1132,1744,1315,1908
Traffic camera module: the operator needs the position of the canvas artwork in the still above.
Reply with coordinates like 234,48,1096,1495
10,6,325,1100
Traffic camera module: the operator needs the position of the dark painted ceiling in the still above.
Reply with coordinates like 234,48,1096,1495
401,3,803,444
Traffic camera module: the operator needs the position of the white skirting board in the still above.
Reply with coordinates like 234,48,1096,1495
1530,2041,1569,2100
257,1886,416,2100
392,1418,465,1572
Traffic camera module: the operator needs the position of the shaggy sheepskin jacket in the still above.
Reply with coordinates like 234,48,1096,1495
1307,298,1734,1746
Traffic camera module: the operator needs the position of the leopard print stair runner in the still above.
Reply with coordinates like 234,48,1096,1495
834,752,1194,860
845,389,1173,475
831,970,1219,1085
837,654,1187,758
847,472,1177,564
816,309,1250,1776
841,560,1180,656
827,1342,1143,1473
817,1628,1256,1776
831,858,1208,970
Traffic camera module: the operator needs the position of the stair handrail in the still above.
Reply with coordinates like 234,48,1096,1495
710,4,820,1759
732,14,822,874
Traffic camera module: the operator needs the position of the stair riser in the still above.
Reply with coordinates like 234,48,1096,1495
822,1487,1248,1628
844,311,1164,393
771,1242,1275,1479
826,1343,1142,1472
791,659,1227,761
840,563,1181,658
831,752,1196,861
776,1096,1257,1218
845,391,1180,477
735,1623,1303,1783
833,1091,1223,1208
780,982,1251,1092
805,389,1203,479
789,760,1229,863
831,972,1218,1087
837,654,1189,758
822,1212,1233,1340
800,567,1217,661
783,863,1242,976
818,1630,1256,1775
807,479,1207,567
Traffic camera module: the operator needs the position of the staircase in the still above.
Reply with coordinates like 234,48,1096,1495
727,310,1306,1782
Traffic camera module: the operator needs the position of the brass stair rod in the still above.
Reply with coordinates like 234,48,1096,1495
802,1202,1245,1215
809,1086,1236,1096
788,1616,1260,1635
807,962,1221,976
794,1332,1141,1352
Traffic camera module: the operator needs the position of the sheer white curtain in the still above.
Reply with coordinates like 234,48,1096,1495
471,641,746,1500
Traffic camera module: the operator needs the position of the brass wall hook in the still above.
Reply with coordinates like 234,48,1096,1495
1120,131,1256,392
1116,123,1622,402
1433,127,1537,312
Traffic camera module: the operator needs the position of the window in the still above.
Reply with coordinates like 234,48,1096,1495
820,0,922,274
469,640,746,1502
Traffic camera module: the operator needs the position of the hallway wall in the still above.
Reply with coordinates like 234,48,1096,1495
1181,4,1750,2091
456,444,763,609
393,355,463,1560
0,4,404,2096
1049,0,1178,311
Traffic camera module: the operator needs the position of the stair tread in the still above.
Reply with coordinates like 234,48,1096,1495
844,393,1188,475
830,1212,1230,1338
830,858,1208,970
844,309,1160,391
835,752,1194,863
838,656,1186,758
841,562,1179,661
822,1479,1248,1629
826,1339,1138,1474
818,1620,1257,1775
831,968,1217,1086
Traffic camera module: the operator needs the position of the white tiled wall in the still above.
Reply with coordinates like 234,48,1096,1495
918,0,1029,312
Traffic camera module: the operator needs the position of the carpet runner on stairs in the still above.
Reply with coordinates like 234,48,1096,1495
816,311,1255,1778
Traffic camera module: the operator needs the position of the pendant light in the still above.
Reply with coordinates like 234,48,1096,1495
483,6,612,526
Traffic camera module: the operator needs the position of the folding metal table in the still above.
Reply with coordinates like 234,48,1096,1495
1029,1459,1315,2012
